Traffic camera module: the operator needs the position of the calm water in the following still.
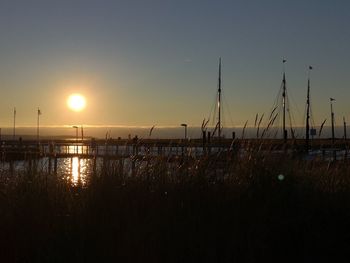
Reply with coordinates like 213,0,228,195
0,145,92,186
0,144,183,186
1,143,348,186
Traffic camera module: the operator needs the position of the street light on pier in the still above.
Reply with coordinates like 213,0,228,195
181,123,188,140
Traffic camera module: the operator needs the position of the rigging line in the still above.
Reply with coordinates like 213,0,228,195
222,100,227,126
286,95,297,135
271,103,282,138
286,94,294,128
211,92,218,127
302,100,307,136
310,106,316,127
266,81,283,138
307,95,316,129
207,91,218,127
222,90,235,127
285,87,299,135
268,80,283,122
286,86,303,126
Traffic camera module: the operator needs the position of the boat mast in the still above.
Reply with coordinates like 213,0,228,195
306,66,312,151
282,60,287,143
218,57,222,138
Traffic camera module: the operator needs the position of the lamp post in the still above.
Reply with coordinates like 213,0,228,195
73,126,78,154
181,123,187,140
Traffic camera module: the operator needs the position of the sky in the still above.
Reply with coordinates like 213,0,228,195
0,0,349,131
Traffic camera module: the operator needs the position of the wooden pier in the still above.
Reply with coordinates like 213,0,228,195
0,137,348,163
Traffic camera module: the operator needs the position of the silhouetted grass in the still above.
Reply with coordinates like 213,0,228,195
1,146,350,262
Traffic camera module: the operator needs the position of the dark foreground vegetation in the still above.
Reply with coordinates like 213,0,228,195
1,151,350,262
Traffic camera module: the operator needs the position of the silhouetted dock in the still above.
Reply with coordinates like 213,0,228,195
0,138,348,162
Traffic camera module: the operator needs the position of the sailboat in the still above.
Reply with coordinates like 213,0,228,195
267,59,296,142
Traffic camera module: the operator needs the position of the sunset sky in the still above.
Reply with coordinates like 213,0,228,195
0,0,349,130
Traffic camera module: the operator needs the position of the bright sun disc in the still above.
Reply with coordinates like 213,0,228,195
67,94,86,112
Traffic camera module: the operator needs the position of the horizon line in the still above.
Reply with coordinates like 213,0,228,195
0,124,343,129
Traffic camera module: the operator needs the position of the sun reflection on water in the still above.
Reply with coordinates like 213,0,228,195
69,157,88,186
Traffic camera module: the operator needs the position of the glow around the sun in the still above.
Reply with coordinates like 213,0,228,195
67,94,86,112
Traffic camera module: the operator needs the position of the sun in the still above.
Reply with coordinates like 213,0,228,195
67,94,86,112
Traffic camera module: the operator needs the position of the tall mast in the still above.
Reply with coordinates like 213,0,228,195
282,60,287,143
218,57,222,138
306,66,312,151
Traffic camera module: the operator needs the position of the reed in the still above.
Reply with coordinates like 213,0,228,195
0,141,350,262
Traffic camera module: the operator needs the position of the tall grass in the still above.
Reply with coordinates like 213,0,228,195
1,144,350,262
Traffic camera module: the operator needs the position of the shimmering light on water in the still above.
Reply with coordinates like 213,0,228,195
71,157,80,184
68,157,89,186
